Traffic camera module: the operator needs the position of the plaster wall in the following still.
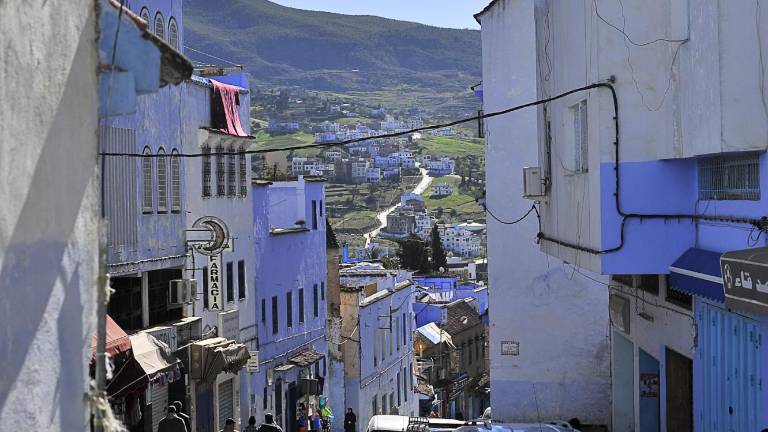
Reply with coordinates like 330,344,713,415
0,1,100,430
479,0,610,424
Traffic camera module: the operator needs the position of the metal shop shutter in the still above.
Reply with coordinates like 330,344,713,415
697,302,762,431
151,383,169,432
218,379,234,429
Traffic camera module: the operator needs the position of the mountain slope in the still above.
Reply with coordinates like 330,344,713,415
183,0,481,92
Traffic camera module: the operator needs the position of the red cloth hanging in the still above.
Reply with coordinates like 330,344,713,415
211,79,247,137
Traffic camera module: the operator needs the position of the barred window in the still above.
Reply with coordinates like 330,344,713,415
228,150,237,197
698,154,760,200
216,145,225,196
239,146,247,197
142,147,153,212
170,149,181,212
202,145,211,197
154,12,164,40
157,148,168,212
168,18,179,50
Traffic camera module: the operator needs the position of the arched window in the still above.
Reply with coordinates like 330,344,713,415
142,147,153,212
154,12,165,40
216,145,225,196
227,149,237,197
202,145,211,197
140,7,150,26
238,146,247,197
157,148,168,212
168,18,179,50
171,149,181,212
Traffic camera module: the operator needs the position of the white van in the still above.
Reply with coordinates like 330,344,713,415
365,416,468,432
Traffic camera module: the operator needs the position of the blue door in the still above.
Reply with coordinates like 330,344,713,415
197,382,215,432
696,302,762,431
639,349,660,432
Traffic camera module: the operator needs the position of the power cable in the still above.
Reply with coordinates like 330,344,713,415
483,202,537,226
184,45,241,67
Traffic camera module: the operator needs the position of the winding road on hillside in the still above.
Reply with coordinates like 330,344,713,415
364,166,434,246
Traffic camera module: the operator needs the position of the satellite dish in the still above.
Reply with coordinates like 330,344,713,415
191,216,230,256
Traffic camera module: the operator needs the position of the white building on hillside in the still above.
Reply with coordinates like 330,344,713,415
437,224,482,258
432,183,453,197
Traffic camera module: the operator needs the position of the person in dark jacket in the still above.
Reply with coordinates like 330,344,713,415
258,413,284,432
344,409,357,432
172,401,191,432
158,406,187,432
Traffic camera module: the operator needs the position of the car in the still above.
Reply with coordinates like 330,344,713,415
454,422,579,432
364,416,469,432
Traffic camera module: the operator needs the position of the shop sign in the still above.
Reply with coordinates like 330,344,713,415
208,254,222,311
218,308,239,341
721,247,768,314
247,351,260,373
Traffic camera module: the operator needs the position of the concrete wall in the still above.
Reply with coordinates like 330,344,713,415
0,0,100,430
478,0,611,424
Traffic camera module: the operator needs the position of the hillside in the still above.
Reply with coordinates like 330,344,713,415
183,0,481,93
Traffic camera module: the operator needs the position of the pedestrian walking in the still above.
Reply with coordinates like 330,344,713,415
157,406,187,432
344,408,357,432
257,413,284,432
310,410,322,432
244,416,259,432
220,418,239,432
172,401,191,432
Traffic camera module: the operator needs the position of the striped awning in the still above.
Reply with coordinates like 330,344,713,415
669,248,724,302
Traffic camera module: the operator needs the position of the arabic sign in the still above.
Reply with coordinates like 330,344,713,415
208,254,222,311
721,247,768,315
500,341,520,356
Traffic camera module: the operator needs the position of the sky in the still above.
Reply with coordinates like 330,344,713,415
270,0,484,30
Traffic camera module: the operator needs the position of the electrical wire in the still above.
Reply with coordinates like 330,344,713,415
592,0,687,47
184,45,241,67
483,202,537,226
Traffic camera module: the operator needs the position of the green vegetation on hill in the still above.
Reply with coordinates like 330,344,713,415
417,136,485,159
184,0,481,98
421,176,484,224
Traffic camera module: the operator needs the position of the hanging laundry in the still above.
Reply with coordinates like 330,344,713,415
210,79,247,137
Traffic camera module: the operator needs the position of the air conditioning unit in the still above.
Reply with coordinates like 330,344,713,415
169,279,197,305
523,166,545,198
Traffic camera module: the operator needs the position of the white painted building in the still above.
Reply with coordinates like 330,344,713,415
338,272,418,428
476,0,611,424
351,160,370,180
366,167,382,183
431,183,453,197
437,225,482,258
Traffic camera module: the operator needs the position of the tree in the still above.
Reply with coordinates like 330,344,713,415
397,235,429,272
430,224,448,272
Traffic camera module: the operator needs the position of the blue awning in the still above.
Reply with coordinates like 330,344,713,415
669,248,724,302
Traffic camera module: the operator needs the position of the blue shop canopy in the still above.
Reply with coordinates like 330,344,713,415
669,248,724,302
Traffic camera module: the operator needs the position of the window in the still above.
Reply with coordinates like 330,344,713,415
397,371,402,407
168,18,179,50
312,200,318,229
139,7,150,25
239,147,248,197
319,200,324,217
157,148,168,212
170,149,181,212
238,260,246,300
638,275,660,296
286,292,293,328
226,261,234,303
468,340,474,365
475,336,480,361
698,154,760,200
374,329,379,367
572,100,588,173
389,318,393,355
612,274,634,287
203,266,209,309
216,145,225,196
665,276,693,310
271,296,279,334
202,145,212,197
395,319,400,352
263,387,268,410
154,12,164,40
298,288,305,324
402,313,406,346
321,282,325,301
372,396,378,416
313,284,319,318
403,367,408,402
142,147,153,212
381,329,386,360
261,299,266,324
228,151,237,196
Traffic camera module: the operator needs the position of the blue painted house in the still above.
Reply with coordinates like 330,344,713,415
251,176,329,432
